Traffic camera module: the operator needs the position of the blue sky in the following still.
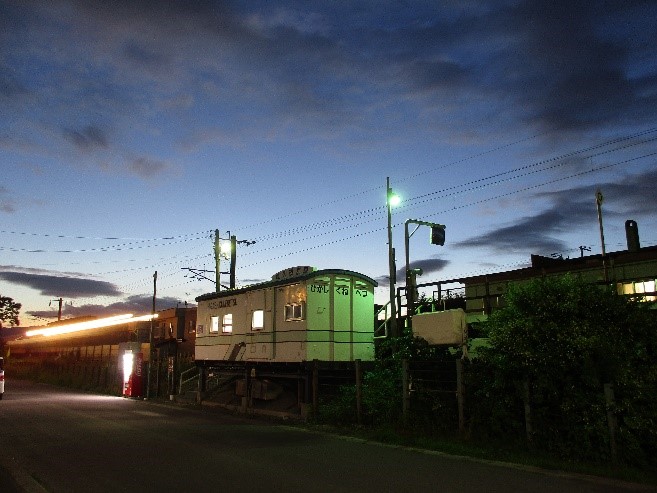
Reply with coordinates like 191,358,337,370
1,0,656,326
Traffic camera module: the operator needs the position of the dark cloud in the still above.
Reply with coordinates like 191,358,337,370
456,211,570,255
406,59,468,93
0,68,29,99
377,257,449,287
0,270,122,298
332,1,657,136
0,186,15,213
457,165,657,255
499,1,646,131
540,165,657,218
128,157,168,178
239,278,268,285
5,0,656,148
122,41,171,72
400,258,450,279
0,200,15,213
63,125,108,151
26,295,191,320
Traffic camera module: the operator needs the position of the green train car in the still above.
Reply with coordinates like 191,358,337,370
195,267,378,364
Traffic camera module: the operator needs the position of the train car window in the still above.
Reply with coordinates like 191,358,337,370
284,302,305,321
222,314,233,333
252,310,264,330
210,316,219,333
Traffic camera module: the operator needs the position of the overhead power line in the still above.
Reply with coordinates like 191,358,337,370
6,128,654,254
4,128,656,301
239,149,657,269
0,229,212,242
236,130,657,254
0,231,212,254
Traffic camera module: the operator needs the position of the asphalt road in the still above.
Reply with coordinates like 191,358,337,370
0,379,653,493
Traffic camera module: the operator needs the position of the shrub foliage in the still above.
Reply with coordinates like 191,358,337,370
474,274,657,465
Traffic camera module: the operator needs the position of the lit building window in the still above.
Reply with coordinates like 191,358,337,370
617,280,656,302
284,302,305,321
222,314,233,333
210,316,219,333
252,310,264,331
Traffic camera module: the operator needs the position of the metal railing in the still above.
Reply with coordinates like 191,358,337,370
178,365,199,395
375,301,391,339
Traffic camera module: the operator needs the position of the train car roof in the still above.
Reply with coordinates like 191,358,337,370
195,269,378,302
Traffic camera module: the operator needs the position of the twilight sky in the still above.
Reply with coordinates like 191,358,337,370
1,0,656,326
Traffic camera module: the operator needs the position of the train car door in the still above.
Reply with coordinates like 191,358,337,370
306,275,331,360
333,275,353,361
245,289,272,361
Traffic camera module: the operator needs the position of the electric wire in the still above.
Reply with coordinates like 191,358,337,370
4,129,656,309
243,128,657,244
0,229,213,243
240,140,657,258
19,142,654,298
234,133,547,232
239,149,657,269
3,128,654,253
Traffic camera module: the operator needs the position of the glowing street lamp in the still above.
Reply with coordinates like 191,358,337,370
386,177,399,338
388,191,400,208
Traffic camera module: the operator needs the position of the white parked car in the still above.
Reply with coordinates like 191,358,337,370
0,356,4,399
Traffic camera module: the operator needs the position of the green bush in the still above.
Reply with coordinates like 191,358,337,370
318,328,458,428
473,274,657,466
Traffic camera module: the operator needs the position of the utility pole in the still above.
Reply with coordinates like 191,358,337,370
230,235,237,290
49,298,63,321
596,190,608,283
214,229,221,293
185,230,254,291
386,177,398,338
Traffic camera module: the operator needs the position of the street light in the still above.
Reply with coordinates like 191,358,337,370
404,219,446,332
386,177,399,338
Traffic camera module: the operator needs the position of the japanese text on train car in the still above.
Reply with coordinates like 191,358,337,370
208,298,238,309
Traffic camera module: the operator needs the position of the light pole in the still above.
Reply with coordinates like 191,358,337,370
386,177,399,338
404,219,445,332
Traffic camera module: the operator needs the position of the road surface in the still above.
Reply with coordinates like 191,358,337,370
0,379,653,492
